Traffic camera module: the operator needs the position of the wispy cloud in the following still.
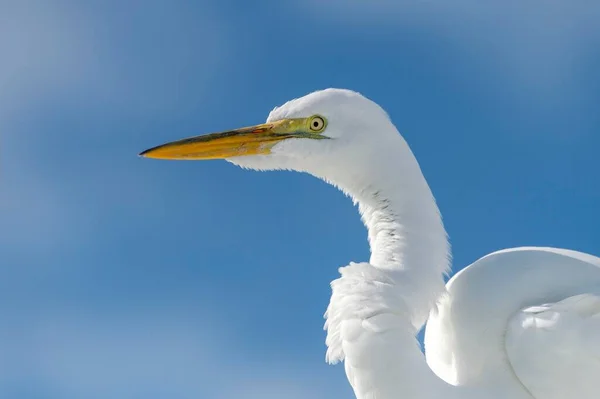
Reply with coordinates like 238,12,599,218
0,306,341,398
0,1,228,119
296,0,600,100
0,1,231,265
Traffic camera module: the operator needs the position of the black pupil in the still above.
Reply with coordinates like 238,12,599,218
313,120,320,128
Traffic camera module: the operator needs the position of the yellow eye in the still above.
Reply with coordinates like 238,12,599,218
309,116,326,132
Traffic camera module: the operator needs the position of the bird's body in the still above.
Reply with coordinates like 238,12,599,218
142,89,600,398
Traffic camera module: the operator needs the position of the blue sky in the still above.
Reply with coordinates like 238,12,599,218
1,1,599,398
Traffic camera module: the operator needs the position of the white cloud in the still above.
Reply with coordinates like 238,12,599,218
0,307,343,399
0,1,228,120
0,1,231,264
297,0,600,99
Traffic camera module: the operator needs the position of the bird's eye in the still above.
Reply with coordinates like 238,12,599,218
309,116,326,132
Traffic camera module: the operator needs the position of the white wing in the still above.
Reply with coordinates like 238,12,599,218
425,247,600,398
506,293,600,399
329,249,600,399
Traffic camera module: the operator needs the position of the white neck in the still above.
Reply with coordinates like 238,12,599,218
318,134,450,328
321,133,455,398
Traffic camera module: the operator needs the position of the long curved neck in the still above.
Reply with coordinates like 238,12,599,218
321,134,455,399
321,134,450,328
358,170,449,328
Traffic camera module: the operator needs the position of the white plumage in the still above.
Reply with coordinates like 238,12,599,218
143,88,600,398
506,292,600,398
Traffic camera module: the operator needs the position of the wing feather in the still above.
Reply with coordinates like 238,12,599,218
506,293,600,399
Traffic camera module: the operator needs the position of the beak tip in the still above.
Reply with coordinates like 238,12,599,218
139,146,160,159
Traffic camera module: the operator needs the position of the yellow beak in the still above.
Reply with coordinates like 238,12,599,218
140,118,327,161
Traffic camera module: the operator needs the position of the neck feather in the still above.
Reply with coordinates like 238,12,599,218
319,134,450,328
320,132,456,398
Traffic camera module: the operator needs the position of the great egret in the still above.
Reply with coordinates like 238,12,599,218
141,89,600,399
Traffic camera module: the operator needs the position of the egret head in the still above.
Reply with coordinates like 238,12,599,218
140,89,401,176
